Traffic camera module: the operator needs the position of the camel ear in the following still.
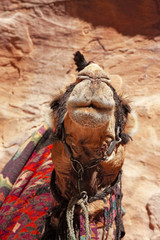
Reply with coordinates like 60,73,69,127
109,74,138,138
124,109,138,136
110,74,123,93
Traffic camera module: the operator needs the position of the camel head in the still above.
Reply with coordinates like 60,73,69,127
50,51,134,200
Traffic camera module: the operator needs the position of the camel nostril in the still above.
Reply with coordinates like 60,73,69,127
76,75,90,84
76,76,110,85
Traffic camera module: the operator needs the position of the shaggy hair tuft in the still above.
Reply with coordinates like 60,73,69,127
74,51,91,71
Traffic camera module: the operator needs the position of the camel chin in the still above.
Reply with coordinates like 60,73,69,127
68,107,112,128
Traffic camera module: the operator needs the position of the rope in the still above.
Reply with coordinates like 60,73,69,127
66,195,91,240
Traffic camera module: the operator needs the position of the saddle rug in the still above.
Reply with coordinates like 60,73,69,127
0,124,122,240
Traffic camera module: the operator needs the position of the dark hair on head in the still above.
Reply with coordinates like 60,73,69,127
50,83,76,140
110,85,132,145
74,51,92,72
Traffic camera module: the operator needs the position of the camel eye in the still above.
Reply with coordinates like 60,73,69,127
104,135,114,146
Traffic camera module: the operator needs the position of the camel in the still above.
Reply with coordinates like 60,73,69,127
41,52,134,240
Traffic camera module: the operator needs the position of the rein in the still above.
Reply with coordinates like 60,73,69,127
49,169,123,240
42,129,124,240
55,124,123,239
61,124,122,194
50,168,122,204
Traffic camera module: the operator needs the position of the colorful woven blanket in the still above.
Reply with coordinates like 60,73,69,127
0,124,124,240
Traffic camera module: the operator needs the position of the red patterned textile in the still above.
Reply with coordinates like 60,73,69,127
0,144,53,239
0,125,123,239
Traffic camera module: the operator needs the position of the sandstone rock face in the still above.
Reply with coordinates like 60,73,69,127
146,193,160,240
0,1,160,239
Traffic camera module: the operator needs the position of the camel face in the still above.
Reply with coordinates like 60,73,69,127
67,63,115,128
50,52,133,199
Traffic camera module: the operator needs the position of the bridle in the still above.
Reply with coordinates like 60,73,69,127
57,74,124,196
61,123,122,195
49,74,125,209
54,124,123,240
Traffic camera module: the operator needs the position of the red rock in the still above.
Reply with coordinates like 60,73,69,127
0,1,160,239
146,193,160,238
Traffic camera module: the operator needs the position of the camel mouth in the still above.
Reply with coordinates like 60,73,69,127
70,103,113,117
67,99,114,128
73,102,114,111
66,79,115,128
67,90,115,112
67,105,113,128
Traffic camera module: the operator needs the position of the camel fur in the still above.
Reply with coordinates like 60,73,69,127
41,51,135,240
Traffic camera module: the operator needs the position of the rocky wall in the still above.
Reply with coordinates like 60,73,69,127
0,0,160,239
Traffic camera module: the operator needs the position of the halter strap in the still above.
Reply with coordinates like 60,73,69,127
60,123,122,193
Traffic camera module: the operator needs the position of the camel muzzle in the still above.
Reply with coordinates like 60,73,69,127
67,79,115,128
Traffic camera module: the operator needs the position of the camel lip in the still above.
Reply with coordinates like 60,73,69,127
83,103,103,109
79,105,111,112
66,106,113,128
68,103,114,112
